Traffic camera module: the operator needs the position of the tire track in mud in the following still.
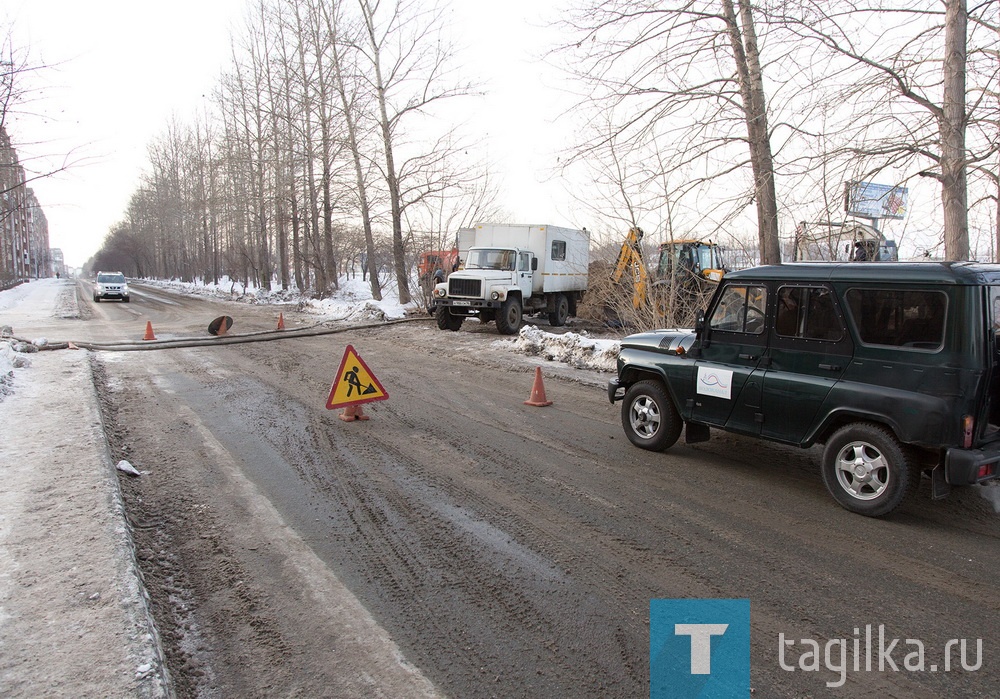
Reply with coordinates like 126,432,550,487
177,340,646,697
92,315,1000,698
96,349,443,698
217,378,623,695
222,328,1000,697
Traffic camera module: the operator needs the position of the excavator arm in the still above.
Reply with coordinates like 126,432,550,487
612,227,650,310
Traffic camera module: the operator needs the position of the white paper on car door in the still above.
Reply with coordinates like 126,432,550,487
697,367,733,399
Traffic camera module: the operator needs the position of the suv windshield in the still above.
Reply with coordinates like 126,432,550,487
98,273,126,284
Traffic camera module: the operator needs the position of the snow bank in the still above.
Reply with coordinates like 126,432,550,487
1,342,17,396
142,276,621,371
141,275,409,321
502,325,620,373
0,275,623,404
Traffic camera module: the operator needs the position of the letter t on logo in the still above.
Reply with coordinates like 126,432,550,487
650,599,750,698
674,624,729,674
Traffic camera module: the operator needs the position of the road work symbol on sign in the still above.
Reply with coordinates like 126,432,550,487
326,345,388,410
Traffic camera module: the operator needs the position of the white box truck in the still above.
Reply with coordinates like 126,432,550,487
431,223,589,335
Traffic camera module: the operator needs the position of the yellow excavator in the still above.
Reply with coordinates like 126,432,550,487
611,228,726,310
655,239,727,286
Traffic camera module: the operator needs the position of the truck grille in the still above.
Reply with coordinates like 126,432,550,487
449,278,482,297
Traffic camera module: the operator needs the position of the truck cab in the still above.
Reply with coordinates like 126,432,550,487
433,246,538,334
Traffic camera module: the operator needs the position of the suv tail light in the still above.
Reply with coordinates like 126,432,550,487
978,464,995,479
961,415,974,448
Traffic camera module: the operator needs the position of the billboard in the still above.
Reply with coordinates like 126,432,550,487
844,181,908,220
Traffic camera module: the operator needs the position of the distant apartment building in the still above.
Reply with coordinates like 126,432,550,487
1,125,50,283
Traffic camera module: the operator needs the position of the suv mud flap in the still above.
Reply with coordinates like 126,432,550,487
931,465,951,500
607,378,623,403
685,422,711,444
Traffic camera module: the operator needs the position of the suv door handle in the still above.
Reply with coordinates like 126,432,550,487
738,353,758,361
819,363,842,371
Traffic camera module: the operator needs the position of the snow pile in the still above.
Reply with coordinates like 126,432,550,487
54,285,81,319
0,284,28,313
142,276,619,370
1,341,24,397
142,275,410,321
504,325,620,373
0,275,624,405
307,277,409,321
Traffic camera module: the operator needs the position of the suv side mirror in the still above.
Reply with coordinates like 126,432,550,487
695,309,709,348
695,309,706,334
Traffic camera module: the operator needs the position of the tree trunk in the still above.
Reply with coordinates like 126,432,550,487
360,0,411,304
724,0,782,265
941,0,969,261
324,2,382,300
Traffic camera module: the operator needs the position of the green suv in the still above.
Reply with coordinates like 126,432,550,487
608,262,1000,517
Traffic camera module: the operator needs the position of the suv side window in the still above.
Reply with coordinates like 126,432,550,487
991,287,1000,333
709,284,767,334
775,286,843,341
845,288,946,350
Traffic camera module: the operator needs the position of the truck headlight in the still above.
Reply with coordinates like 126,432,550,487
434,287,447,298
491,291,500,300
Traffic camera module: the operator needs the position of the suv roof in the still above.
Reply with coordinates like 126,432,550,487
728,261,1000,285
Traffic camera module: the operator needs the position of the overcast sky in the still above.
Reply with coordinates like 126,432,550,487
7,0,578,269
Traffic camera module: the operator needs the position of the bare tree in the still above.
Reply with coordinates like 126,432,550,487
87,0,494,299
771,0,1000,261
322,0,383,299
558,1,784,264
355,0,475,303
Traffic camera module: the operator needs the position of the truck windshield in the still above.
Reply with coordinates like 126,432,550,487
466,249,516,271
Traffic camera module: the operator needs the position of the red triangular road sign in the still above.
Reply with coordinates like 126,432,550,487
326,345,389,410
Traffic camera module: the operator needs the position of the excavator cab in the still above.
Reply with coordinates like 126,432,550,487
656,241,726,287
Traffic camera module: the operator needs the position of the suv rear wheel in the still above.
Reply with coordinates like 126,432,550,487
822,423,916,517
621,380,683,451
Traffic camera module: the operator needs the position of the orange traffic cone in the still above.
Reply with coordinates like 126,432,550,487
339,404,370,422
524,367,553,406
143,321,156,341
277,312,286,330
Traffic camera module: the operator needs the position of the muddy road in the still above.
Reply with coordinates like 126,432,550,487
78,281,1000,698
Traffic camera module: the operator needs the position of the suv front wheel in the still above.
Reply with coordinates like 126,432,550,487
822,423,916,517
621,380,683,452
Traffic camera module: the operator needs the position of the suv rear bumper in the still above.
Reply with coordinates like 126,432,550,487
944,444,1000,485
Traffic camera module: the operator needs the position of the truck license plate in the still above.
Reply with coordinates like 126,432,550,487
452,300,471,306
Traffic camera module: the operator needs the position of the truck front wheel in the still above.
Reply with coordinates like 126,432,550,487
621,380,682,451
548,293,569,327
435,306,464,331
496,296,522,335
